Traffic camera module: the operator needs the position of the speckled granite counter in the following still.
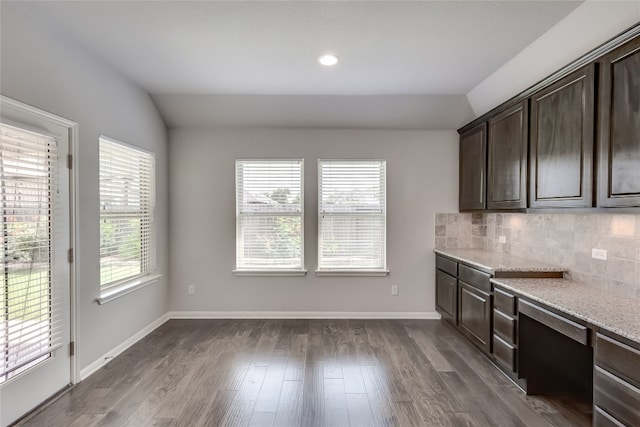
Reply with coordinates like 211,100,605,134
491,277,640,344
434,248,565,277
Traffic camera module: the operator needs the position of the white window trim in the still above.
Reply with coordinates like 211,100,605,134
96,274,162,305
98,135,157,300
315,269,389,277
232,269,307,277
235,159,305,274
317,159,388,274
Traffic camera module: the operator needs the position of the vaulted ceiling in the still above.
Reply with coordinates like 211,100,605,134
4,1,584,128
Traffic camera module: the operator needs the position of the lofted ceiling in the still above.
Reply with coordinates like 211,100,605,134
5,1,584,129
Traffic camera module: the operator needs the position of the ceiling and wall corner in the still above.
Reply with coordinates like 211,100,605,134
0,4,171,373
4,0,586,129
151,94,475,130
466,1,640,117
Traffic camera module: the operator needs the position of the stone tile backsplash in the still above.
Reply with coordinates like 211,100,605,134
435,212,640,298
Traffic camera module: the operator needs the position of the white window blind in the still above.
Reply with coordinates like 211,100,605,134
0,123,63,383
236,160,304,271
99,136,155,289
318,160,387,271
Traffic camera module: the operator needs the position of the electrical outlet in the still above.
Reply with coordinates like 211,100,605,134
498,235,507,244
188,284,195,295
592,248,608,260
391,285,399,296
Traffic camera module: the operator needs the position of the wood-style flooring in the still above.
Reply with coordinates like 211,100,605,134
17,319,592,426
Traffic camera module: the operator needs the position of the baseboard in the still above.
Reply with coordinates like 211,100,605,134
79,312,170,381
168,311,441,320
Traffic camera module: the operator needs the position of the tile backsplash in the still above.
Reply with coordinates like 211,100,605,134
435,212,640,298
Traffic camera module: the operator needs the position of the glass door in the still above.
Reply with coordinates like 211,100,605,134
0,100,72,426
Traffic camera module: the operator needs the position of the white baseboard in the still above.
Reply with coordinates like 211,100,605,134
79,312,170,381
168,311,441,320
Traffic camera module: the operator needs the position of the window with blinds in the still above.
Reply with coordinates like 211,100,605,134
318,160,387,271
0,123,62,383
235,160,304,271
99,136,155,289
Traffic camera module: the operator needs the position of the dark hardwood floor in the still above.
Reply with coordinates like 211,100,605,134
17,319,592,426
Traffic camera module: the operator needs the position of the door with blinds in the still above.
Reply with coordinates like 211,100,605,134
0,98,73,427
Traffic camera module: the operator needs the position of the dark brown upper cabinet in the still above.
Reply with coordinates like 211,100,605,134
487,101,528,210
459,123,487,211
529,65,595,208
598,37,640,207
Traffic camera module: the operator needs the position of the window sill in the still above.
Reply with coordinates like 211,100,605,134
315,270,390,277
233,270,307,277
96,274,162,305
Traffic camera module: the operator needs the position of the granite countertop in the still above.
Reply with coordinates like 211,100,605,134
491,277,640,344
434,248,565,276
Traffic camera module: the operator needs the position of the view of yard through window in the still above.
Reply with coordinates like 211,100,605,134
1,123,55,384
99,136,154,289
236,160,304,270
318,160,387,270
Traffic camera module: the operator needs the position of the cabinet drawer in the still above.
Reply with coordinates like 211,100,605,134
519,299,588,345
494,287,516,315
596,333,640,389
593,406,626,427
493,309,516,343
436,255,458,277
493,334,516,373
458,264,491,292
594,366,640,427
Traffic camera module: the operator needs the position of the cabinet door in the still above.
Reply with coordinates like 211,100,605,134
459,122,487,211
488,101,528,209
458,281,491,353
436,270,457,326
599,37,640,207
530,65,595,208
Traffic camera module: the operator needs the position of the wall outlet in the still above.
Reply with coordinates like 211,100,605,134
391,285,399,296
592,248,608,260
188,284,195,295
498,235,507,244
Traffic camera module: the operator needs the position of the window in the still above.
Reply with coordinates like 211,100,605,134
99,136,155,294
318,160,387,274
0,122,63,383
235,160,304,274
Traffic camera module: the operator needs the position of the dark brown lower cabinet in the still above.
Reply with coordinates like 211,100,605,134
435,270,457,326
594,367,640,427
435,255,640,427
458,280,491,354
593,406,626,427
493,334,516,372
492,287,519,379
594,333,640,426
435,255,492,355
494,306,516,342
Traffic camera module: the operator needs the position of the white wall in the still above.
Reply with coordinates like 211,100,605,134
169,128,458,315
0,6,169,371
467,1,640,116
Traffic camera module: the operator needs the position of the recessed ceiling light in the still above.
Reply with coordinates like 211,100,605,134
318,54,339,66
